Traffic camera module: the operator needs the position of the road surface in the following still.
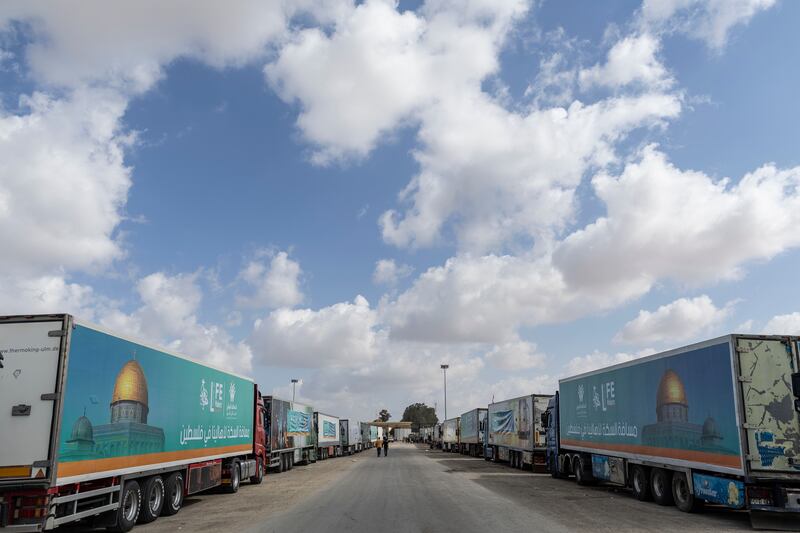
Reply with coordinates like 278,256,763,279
253,444,753,533
83,443,780,533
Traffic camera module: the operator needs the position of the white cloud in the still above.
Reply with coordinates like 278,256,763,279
614,295,732,345
579,33,671,90
102,272,253,374
1,0,348,93
237,251,303,309
555,146,800,293
0,89,131,276
0,274,98,318
372,259,413,286
249,295,378,368
484,339,544,370
564,349,654,376
762,312,800,335
640,0,776,50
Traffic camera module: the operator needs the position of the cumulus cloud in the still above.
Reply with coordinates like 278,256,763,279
249,295,378,368
237,251,303,310
102,272,253,374
564,349,654,376
762,312,800,335
579,33,671,90
372,259,413,286
484,339,545,370
614,295,732,345
640,0,776,50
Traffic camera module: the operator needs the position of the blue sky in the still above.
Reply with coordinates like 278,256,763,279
1,0,799,421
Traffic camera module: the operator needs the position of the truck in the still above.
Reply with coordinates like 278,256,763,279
442,418,460,452
263,396,316,472
393,428,411,442
543,334,800,520
313,412,341,459
0,314,266,532
431,423,442,449
488,393,551,470
360,422,373,449
419,425,434,444
459,408,487,457
339,419,363,454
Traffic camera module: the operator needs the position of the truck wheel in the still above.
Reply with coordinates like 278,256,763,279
651,469,674,506
672,472,704,513
574,456,591,485
111,480,141,532
288,454,294,470
225,460,240,493
137,476,165,524
631,466,652,501
250,458,264,484
161,472,184,516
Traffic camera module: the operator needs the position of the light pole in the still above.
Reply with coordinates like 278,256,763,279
440,364,449,420
291,379,299,403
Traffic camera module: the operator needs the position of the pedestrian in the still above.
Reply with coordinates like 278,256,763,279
376,436,383,457
383,435,389,457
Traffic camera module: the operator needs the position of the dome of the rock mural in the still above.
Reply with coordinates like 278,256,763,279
111,360,148,406
67,415,93,443
656,369,688,408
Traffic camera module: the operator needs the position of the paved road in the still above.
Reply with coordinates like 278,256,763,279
253,444,755,533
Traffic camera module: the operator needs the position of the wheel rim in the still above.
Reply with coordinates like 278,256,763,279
150,483,162,514
232,465,239,488
675,476,689,503
633,471,643,492
171,479,182,508
123,488,138,522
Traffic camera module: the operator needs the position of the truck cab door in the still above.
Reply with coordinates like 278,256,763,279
736,337,800,473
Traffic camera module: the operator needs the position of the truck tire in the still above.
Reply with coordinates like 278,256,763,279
225,460,240,493
651,468,674,506
288,454,294,470
137,476,165,524
631,466,651,501
574,456,591,486
672,472,704,513
111,480,141,532
250,458,264,484
161,472,184,516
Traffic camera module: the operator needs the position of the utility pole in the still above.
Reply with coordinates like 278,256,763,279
291,378,299,403
440,364,449,420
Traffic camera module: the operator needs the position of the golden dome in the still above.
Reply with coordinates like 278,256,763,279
657,369,687,407
111,360,148,406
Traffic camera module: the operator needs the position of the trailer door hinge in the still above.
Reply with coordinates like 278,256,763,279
736,346,750,353
32,461,51,469
742,423,764,430
738,376,753,383
746,454,762,462
48,330,65,337
40,393,60,401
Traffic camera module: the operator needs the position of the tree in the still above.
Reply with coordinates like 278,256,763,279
378,409,391,422
401,403,438,431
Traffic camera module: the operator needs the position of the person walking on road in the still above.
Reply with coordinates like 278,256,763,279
383,435,389,457
376,436,383,457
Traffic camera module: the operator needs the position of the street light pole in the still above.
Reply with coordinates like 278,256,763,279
291,378,299,403
440,364,449,420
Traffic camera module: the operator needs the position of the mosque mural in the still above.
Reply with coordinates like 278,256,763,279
559,342,743,470
57,325,253,477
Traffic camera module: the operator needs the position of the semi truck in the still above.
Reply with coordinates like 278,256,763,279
339,419,363,454
459,408,487,457
393,428,411,442
442,418,460,452
263,396,316,472
543,334,800,520
431,423,442,449
313,412,341,459
0,314,266,532
359,422,373,449
488,393,551,470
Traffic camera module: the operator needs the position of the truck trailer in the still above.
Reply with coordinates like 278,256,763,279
488,393,551,470
442,418,460,452
459,408,487,457
313,412,341,459
0,314,265,532
263,396,316,472
360,422,373,449
339,419,363,454
543,335,800,520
